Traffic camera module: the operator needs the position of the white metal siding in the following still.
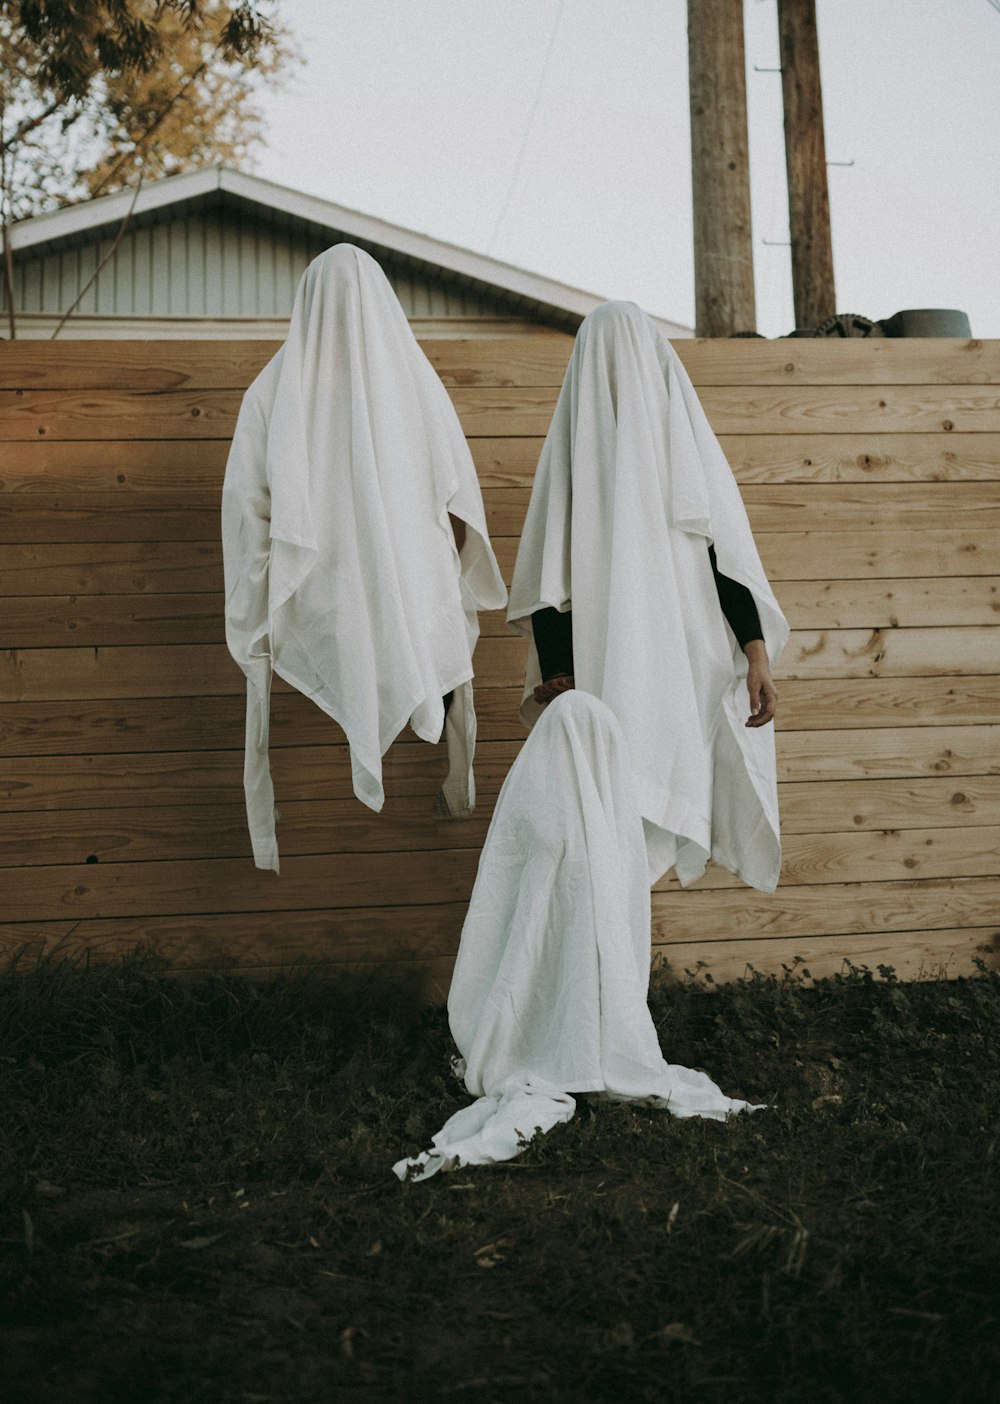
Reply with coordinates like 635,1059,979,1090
6,207,519,321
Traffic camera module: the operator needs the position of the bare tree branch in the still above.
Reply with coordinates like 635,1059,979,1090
88,54,211,200
0,95,68,156
50,42,216,334
0,101,16,338
49,167,145,338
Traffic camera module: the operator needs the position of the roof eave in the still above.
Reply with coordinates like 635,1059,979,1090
10,164,694,337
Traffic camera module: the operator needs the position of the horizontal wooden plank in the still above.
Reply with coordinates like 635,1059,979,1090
745,483,1000,531
655,927,999,984
0,437,231,486
0,903,470,967
5,824,1000,921
0,486,534,545
722,433,1000,483
777,678,1000,729
2,902,996,984
4,679,996,761
3,676,998,760
1,596,519,649
0,638,528,702
6,383,1000,444
2,338,997,393
7,577,999,649
0,686,529,757
0,541,223,595
460,532,1000,584
1,927,993,992
421,336,574,386
1,847,491,922
3,656,999,745
0,337,575,393
778,577,1000,629
0,341,280,391
6,624,998,705
5,432,996,503
4,727,996,814
4,593,226,647
9,777,998,868
0,388,559,441
7,801,994,892
778,626,1000,678
675,338,1000,387
0,435,546,491
0,796,496,868
650,876,1000,942
656,824,1000,890
0,503,220,545
776,725,1000,781
778,776,1000,832
452,388,555,437
0,389,244,441
8,484,1000,546
0,741,521,812
4,529,997,598
698,385,1000,435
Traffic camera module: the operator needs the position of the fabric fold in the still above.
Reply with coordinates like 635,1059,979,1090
394,691,762,1182
506,300,790,893
222,244,507,870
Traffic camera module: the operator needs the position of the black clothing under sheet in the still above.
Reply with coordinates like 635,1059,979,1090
531,543,764,683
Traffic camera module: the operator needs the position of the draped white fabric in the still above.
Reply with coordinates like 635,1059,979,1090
393,691,761,1181
222,245,508,871
506,301,790,893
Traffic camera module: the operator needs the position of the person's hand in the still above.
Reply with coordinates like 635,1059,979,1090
533,674,575,706
742,640,777,728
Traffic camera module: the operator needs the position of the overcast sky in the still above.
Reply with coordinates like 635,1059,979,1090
255,0,1000,337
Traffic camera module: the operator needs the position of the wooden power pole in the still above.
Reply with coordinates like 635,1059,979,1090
687,0,756,337
777,0,836,329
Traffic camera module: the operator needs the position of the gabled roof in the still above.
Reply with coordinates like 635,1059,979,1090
11,165,692,337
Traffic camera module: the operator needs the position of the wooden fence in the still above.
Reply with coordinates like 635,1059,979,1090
2,337,998,992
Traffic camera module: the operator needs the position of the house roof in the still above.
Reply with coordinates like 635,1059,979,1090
11,165,692,337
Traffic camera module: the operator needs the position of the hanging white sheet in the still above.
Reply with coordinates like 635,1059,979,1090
506,301,790,893
394,691,761,1181
222,245,507,871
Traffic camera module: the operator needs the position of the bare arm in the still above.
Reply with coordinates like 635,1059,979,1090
742,638,777,728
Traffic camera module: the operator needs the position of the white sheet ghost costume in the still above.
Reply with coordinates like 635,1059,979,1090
506,301,790,893
393,690,760,1181
222,245,507,871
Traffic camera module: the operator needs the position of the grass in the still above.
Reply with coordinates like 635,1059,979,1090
1,952,997,1403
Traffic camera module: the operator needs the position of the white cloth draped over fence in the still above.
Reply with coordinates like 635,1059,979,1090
222,244,507,871
507,301,789,893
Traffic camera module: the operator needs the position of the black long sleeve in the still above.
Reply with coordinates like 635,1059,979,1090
530,545,763,682
707,544,763,649
531,606,574,683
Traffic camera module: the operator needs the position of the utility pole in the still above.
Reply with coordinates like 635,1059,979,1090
777,0,836,329
687,0,756,337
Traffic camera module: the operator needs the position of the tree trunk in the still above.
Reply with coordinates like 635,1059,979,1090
687,0,756,337
777,0,836,329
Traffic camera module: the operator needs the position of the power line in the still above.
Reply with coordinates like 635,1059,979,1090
487,0,567,254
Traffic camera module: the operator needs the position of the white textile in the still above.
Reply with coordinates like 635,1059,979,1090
506,301,790,893
393,691,760,1182
222,245,507,870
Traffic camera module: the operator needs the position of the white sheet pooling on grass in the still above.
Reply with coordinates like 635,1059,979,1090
222,245,507,871
393,692,761,1182
506,301,789,893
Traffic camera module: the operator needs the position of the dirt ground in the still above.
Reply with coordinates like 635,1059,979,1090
2,958,997,1402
